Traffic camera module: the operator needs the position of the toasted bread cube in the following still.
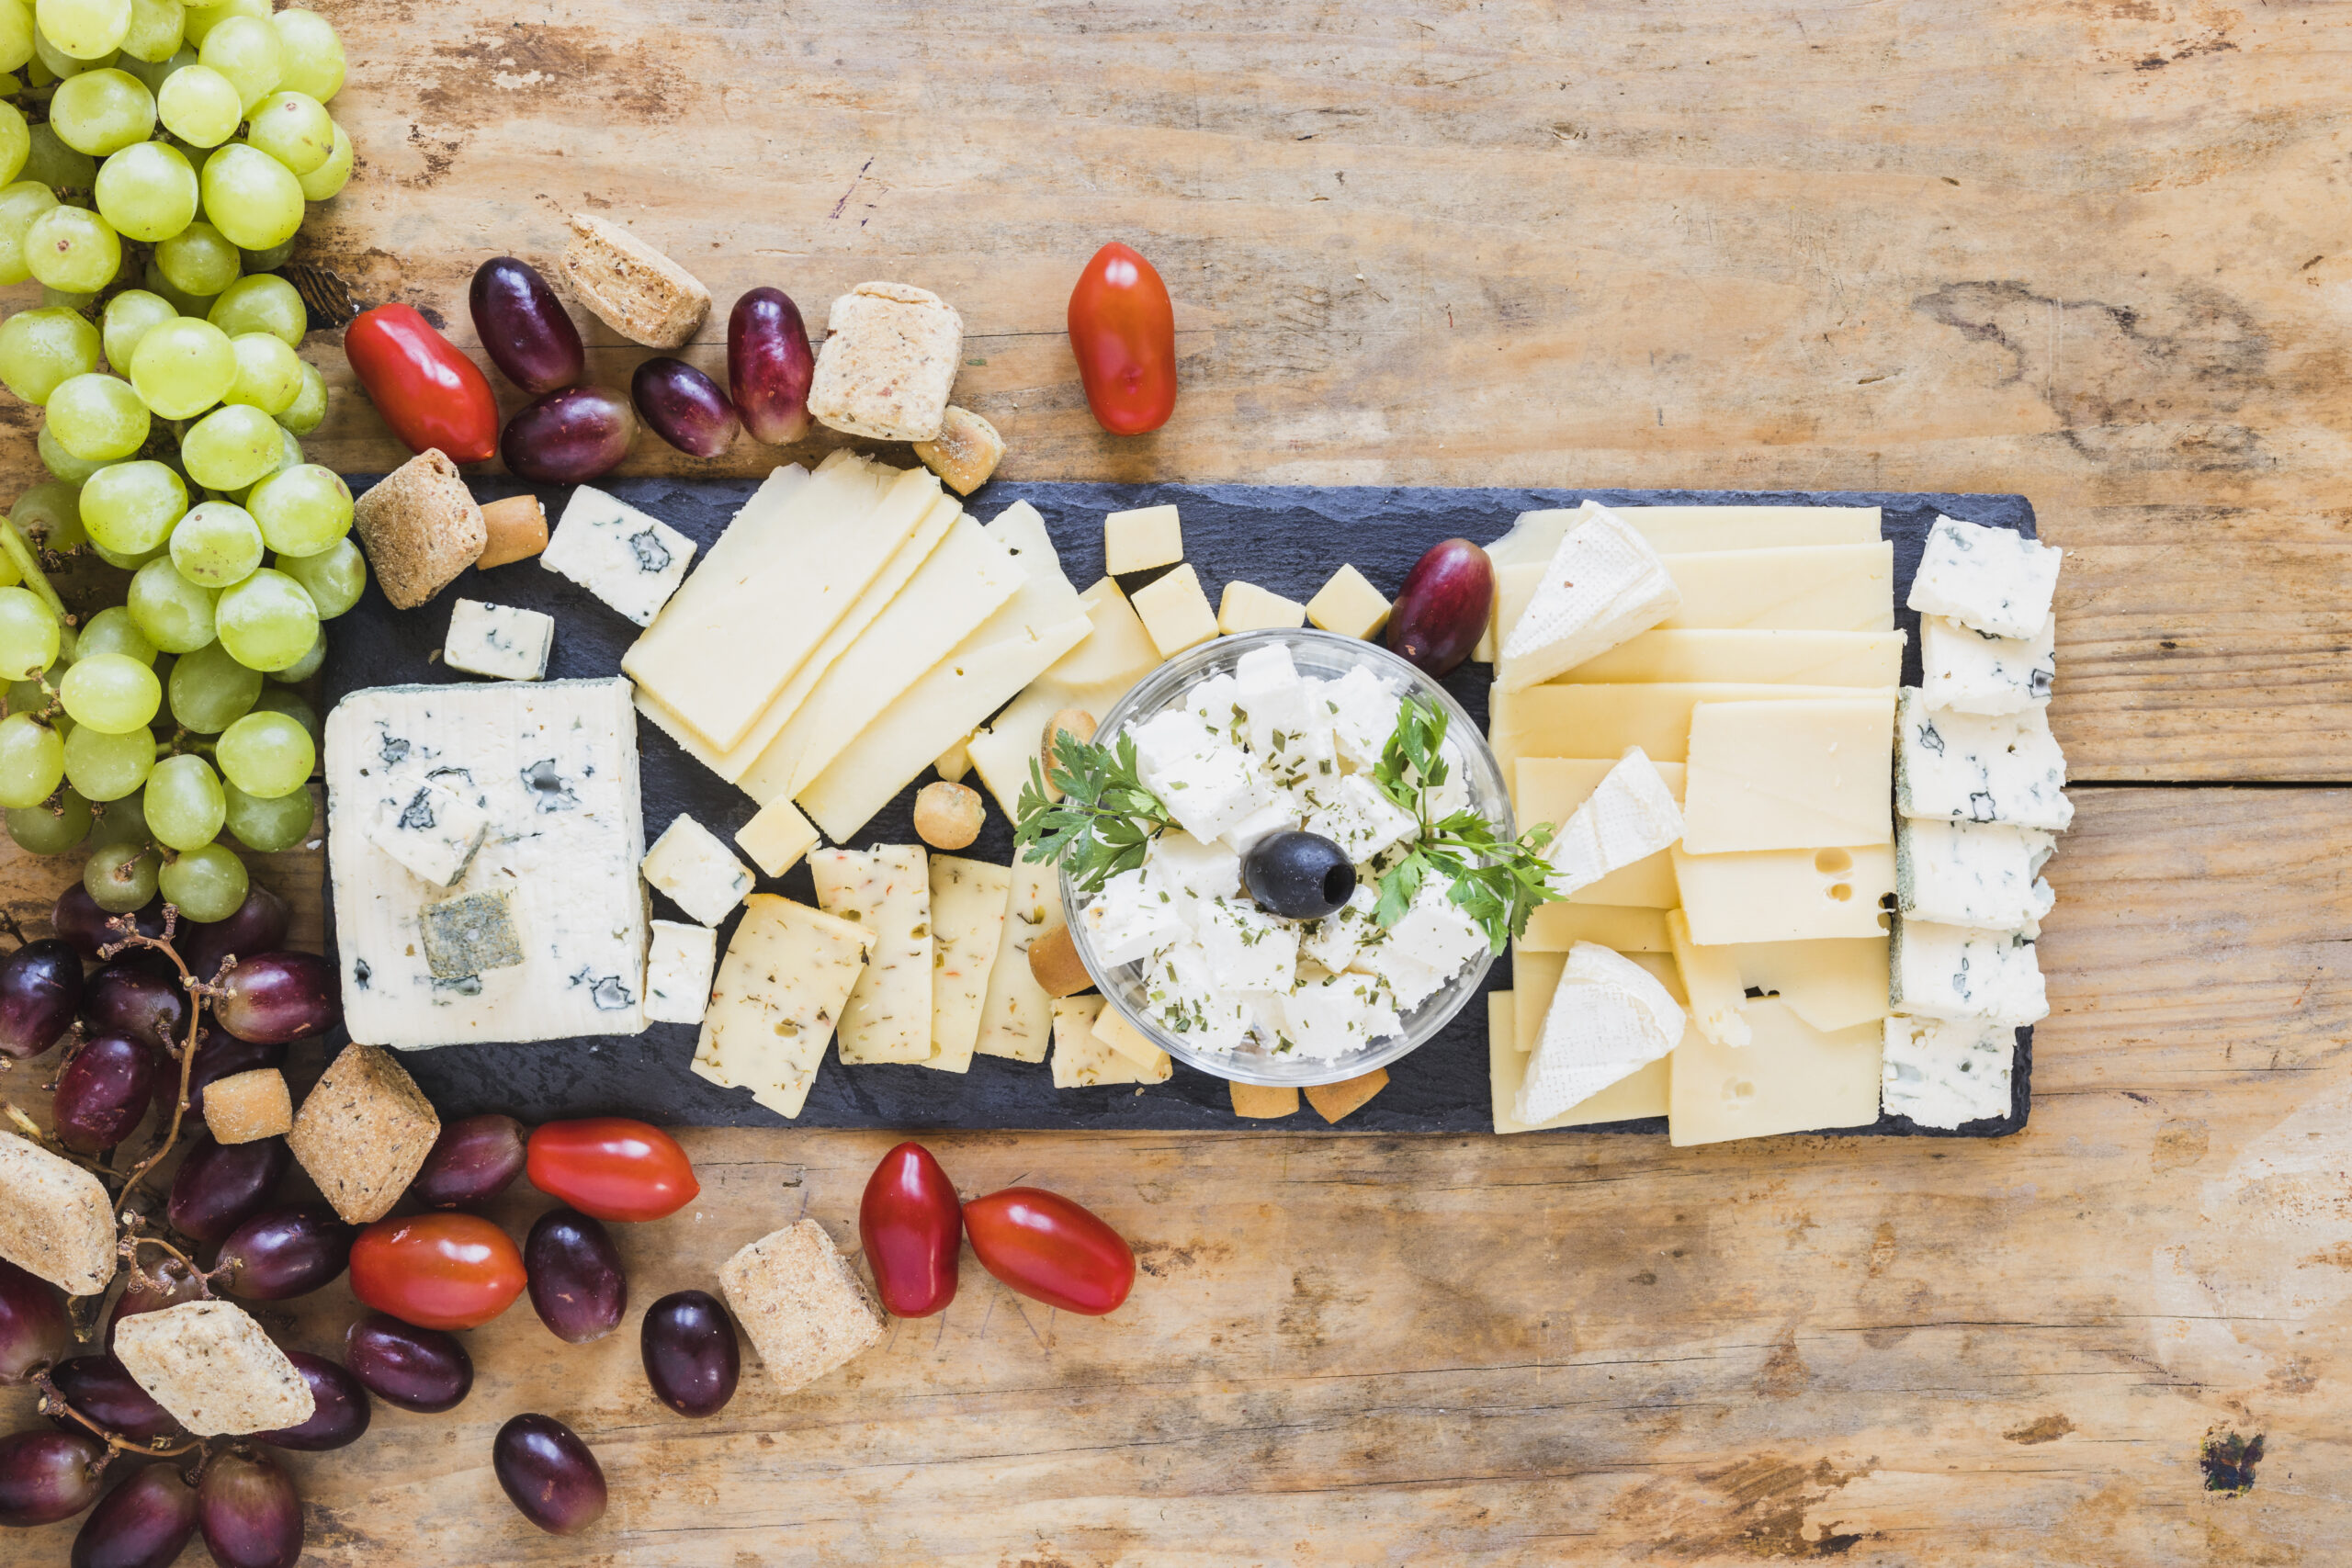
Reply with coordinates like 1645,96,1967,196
807,281,964,442
718,1220,887,1395
1104,505,1183,576
1305,1067,1390,1124
0,1134,115,1294
288,1044,440,1224
1306,565,1392,638
1228,1082,1299,1120
202,1068,292,1144
559,212,711,349
352,450,487,610
475,493,550,570
912,405,1005,496
1216,581,1307,635
114,1300,313,1436
1132,564,1219,658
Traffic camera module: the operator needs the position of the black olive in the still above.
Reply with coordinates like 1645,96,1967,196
1243,831,1357,919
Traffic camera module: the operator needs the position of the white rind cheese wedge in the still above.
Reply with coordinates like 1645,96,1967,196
692,895,872,1119
1514,758,1683,908
1889,916,2048,1026
1895,818,2057,931
1680,694,1895,854
1544,748,1684,898
1497,507,1682,692
975,858,1062,1063
925,855,1009,1074
1514,942,1687,1125
645,919,717,1025
1489,987,1671,1133
1906,515,2061,640
1894,688,2073,832
541,486,697,628
325,677,649,1050
1920,613,2054,716
1882,1013,2015,1128
808,846,933,1065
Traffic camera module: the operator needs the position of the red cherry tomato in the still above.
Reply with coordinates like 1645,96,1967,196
858,1142,961,1317
963,1187,1135,1316
345,302,500,464
526,1118,699,1223
1067,242,1177,436
348,1213,526,1330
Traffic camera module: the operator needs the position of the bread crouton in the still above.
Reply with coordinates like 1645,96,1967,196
1228,1082,1299,1120
1305,1067,1390,1124
560,213,711,349
114,1300,313,1436
0,1134,115,1294
352,450,486,610
201,1068,292,1144
475,493,550,570
911,405,1004,495
807,281,963,442
718,1220,885,1396
288,1044,440,1224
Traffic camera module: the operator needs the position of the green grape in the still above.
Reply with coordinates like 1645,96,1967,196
0,586,60,680
158,837,243,918
221,775,306,850
22,124,98,193
273,536,360,620
234,242,287,274
126,554,215,651
207,270,300,344
77,604,153,664
264,627,320,682
294,118,347,202
163,636,253,730
244,463,350,558
139,256,214,318
57,649,157,733
85,835,158,909
214,705,306,795
275,358,324,434
0,304,100,403
0,179,56,285
23,205,120,293
243,88,328,175
153,216,237,296
0,1,32,72
118,0,177,62
223,330,299,413
45,372,148,460
99,288,175,367
6,676,46,716
87,537,164,570
153,57,237,145
77,458,187,554
225,423,300,502
196,142,299,250
119,38,187,91
93,139,195,242
179,0,262,47
37,0,131,59
211,566,312,672
62,717,151,797
85,783,146,845
0,100,28,187
250,683,313,734
38,290,101,318
0,711,64,807
193,12,272,107
49,67,153,155
10,479,82,555
141,750,220,848
166,496,260,586
36,425,105,487
268,6,334,100
178,400,277,490
21,53,50,86
7,786,92,854
28,29,109,82
126,314,232,418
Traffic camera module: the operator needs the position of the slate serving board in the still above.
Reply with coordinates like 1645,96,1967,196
323,479,2038,1137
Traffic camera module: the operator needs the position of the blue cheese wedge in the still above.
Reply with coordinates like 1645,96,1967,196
324,677,649,1049
644,919,717,1025
808,845,933,1064
1920,613,2053,716
1545,747,1684,896
444,599,553,682
1905,515,2061,640
1497,506,1682,692
1882,1014,2013,1128
1516,942,1687,1124
1889,916,2048,1026
542,486,697,626
1894,688,2072,831
641,814,753,927
366,774,492,888
1895,818,2056,931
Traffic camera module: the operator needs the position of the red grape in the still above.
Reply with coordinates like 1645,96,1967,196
105,1261,204,1353
0,1259,69,1385
0,938,81,1059
469,256,585,395
210,952,338,1043
45,1354,180,1445
255,1351,370,1451
492,1414,605,1536
524,1208,626,1344
640,1290,739,1418
632,356,739,458
213,1205,354,1301
166,1134,290,1244
345,1314,470,1413
51,886,164,961
1386,537,1495,677
0,1429,105,1527
54,1034,162,1153
727,288,814,445
411,1113,527,1210
164,1028,288,1130
82,964,187,1055
195,1450,301,1568
70,1461,198,1568
176,885,289,985
501,385,635,484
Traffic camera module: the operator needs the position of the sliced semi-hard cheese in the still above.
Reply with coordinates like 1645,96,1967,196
1724,937,1891,1033
1536,749,1685,903
1906,515,2061,640
1667,908,1749,1047
691,895,872,1119
1889,917,2048,1026
1680,694,1895,854
1883,1014,2015,1128
1558,628,1904,687
1515,942,1686,1124
644,919,717,1025
808,846,933,1064
1514,757,1686,908
974,855,1063,1063
1516,902,1673,953
1497,507,1680,692
1487,503,1879,569
967,578,1162,816
1671,842,1894,946
1490,682,1873,773
1894,688,2073,832
1490,544,1896,653
924,855,1009,1074
1895,818,2056,931
1091,1005,1172,1076
1920,613,2054,716
1667,998,1883,1146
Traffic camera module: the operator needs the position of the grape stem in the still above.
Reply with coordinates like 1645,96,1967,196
102,907,221,1212
0,516,68,626
31,1367,204,1461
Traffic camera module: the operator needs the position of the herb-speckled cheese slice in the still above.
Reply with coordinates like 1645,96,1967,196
923,856,1008,1074
1894,688,2072,831
974,857,1061,1063
809,845,933,1064
1882,1013,2014,1128
691,895,872,1119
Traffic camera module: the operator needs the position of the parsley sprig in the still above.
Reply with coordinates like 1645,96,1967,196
1012,729,1178,894
1366,694,1562,953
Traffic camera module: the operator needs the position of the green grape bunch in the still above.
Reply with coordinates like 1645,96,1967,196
0,0,358,907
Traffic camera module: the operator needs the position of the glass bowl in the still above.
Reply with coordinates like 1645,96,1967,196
1062,627,1513,1089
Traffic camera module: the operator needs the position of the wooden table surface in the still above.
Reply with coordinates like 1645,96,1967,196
6,0,2351,1562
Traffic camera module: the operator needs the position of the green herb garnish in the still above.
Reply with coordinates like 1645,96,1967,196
1012,729,1178,894
1366,694,1562,953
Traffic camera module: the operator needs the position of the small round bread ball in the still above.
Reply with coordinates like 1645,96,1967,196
1040,707,1097,792
913,780,985,850
1026,924,1092,998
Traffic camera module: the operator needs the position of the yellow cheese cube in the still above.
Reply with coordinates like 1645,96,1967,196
934,737,972,783
1051,995,1166,1087
1103,504,1182,575
1131,564,1219,658
1090,1005,1171,1077
734,798,820,878
1305,564,1391,638
1216,581,1306,636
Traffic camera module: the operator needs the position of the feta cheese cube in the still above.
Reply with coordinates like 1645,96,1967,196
367,775,493,888
1545,747,1683,897
1882,1013,2014,1128
1895,688,2073,832
1321,667,1402,769
444,599,554,682
1515,941,1686,1124
1889,916,2048,1026
1305,774,1418,865
1920,612,2054,716
1130,710,1278,842
644,919,717,1024
1139,941,1253,1052
1497,506,1682,691
1197,898,1299,995
1182,671,1246,745
1895,818,2058,931
1354,881,1487,1010
1277,972,1401,1059
1078,868,1191,966
1143,830,1242,927
1301,885,1378,973
1217,795,1301,859
641,814,755,927
1233,643,1335,788
542,486,697,627
1906,515,2062,640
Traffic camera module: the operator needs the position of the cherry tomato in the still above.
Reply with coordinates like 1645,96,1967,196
963,1187,1135,1316
526,1118,699,1223
348,1213,526,1331
344,302,500,464
1067,242,1177,436
859,1142,961,1317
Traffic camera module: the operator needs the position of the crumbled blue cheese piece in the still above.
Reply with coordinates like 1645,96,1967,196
1895,688,2072,832
444,599,554,682
1889,916,2048,1026
367,774,493,888
1895,818,2057,931
1905,515,2061,640
1920,613,2053,716
644,919,717,1025
542,486,697,627
641,814,754,927
1882,1013,2014,1128
420,888,525,979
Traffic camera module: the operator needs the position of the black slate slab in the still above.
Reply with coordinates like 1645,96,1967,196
323,479,2037,1137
